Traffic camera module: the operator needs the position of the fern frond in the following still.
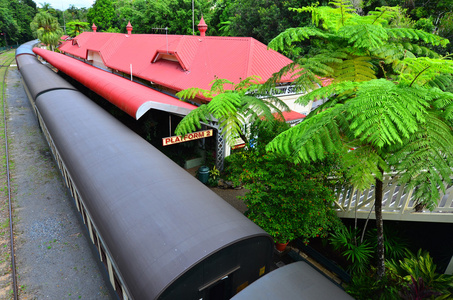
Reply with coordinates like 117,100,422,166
266,104,346,163
208,92,241,119
388,111,453,210
233,75,262,93
343,145,389,190
386,28,449,47
240,95,290,125
334,56,377,82
176,87,213,100
209,78,235,95
346,79,429,148
396,57,453,86
174,104,212,136
364,6,400,26
339,24,388,50
296,80,359,106
268,27,330,52
426,74,453,91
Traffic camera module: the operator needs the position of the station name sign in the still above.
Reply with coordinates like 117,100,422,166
162,129,213,146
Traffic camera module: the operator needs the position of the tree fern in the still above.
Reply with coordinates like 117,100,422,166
268,27,329,52
334,56,377,82
339,24,388,50
266,104,346,163
396,57,453,86
388,112,453,209
175,76,290,147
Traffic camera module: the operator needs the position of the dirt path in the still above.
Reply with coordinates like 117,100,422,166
4,63,115,299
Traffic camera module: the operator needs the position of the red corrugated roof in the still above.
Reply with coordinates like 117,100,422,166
33,47,196,120
274,111,306,122
58,32,295,94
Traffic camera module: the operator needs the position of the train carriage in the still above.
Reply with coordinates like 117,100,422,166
16,43,274,300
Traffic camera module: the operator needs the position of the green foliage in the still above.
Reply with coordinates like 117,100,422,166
0,0,37,45
175,76,290,146
140,0,212,35
230,151,343,243
329,226,374,274
210,0,314,45
387,250,453,299
207,166,220,186
66,21,89,37
265,2,453,280
345,266,403,300
30,11,64,50
221,118,345,244
414,18,435,33
87,0,115,32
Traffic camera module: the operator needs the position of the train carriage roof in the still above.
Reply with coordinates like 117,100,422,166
35,89,271,299
231,261,354,300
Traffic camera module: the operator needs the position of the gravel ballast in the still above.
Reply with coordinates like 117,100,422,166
7,67,115,299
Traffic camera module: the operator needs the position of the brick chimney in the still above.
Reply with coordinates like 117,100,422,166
198,16,208,37
92,23,97,33
126,21,133,35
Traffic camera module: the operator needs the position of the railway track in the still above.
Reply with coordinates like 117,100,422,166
0,50,17,299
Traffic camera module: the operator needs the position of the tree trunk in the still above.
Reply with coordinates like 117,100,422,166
375,176,385,279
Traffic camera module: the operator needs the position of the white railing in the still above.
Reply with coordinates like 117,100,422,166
334,174,453,223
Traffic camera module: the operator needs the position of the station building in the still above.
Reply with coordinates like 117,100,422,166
36,19,322,169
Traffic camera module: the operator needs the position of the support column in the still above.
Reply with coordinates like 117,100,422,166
216,127,225,171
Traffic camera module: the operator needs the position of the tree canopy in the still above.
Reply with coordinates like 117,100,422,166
87,0,115,32
0,0,37,46
30,11,63,50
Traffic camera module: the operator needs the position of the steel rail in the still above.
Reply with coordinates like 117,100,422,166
2,52,18,300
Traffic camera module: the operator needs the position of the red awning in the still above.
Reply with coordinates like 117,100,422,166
33,48,196,120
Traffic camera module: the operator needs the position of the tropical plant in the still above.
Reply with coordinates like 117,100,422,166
366,226,410,261
345,266,403,300
30,11,64,51
388,249,453,299
387,249,453,299
207,166,220,186
174,76,290,149
224,120,345,245
329,226,374,274
265,1,453,279
240,151,343,244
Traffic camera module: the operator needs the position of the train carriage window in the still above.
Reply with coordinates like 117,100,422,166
113,273,124,300
206,276,232,300
199,266,239,300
